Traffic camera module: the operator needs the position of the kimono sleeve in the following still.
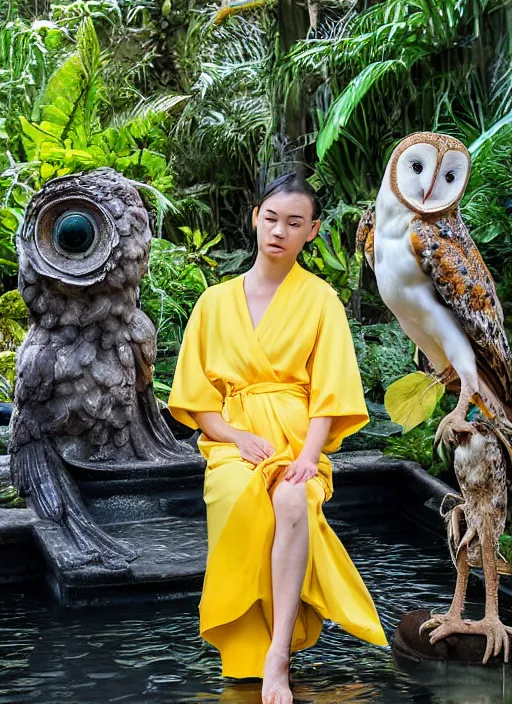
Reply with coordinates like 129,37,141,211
307,289,369,453
168,292,224,430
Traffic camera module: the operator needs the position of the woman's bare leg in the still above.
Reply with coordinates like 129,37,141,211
262,480,309,703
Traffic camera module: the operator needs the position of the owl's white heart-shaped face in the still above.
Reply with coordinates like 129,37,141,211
389,133,471,215
394,142,470,215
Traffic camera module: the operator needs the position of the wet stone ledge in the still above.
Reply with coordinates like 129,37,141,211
0,449,456,605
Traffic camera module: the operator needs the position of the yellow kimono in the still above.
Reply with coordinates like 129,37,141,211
168,260,387,679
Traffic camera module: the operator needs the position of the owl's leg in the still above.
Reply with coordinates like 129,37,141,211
434,376,478,450
419,546,470,636
463,527,512,664
426,308,479,449
427,527,512,664
130,388,199,460
419,508,471,637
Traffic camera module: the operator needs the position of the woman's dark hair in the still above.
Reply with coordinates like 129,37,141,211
257,172,320,220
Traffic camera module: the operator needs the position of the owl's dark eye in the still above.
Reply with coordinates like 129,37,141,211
445,171,455,184
412,162,423,174
53,212,96,254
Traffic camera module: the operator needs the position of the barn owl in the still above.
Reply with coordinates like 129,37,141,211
357,132,512,445
357,132,512,661
9,168,202,569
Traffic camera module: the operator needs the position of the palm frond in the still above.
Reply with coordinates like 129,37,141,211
128,179,179,237
317,60,406,159
110,93,191,129
469,111,512,156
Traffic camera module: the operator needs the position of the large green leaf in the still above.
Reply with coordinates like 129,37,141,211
317,60,406,160
19,116,60,159
111,94,191,130
40,54,85,125
201,232,223,252
25,17,104,154
76,17,103,132
469,112,512,157
315,237,346,271
178,263,208,290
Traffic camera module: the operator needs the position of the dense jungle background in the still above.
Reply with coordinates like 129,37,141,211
1,0,512,487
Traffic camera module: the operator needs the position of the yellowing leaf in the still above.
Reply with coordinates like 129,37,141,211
384,371,445,433
192,228,203,248
40,163,56,182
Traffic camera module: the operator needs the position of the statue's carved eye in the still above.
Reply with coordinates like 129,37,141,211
30,195,115,284
53,212,95,254
412,162,423,174
445,171,455,184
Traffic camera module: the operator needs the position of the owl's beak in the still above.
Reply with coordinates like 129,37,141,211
423,180,435,203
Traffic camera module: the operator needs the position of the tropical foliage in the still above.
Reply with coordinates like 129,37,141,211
383,396,456,477
0,290,27,401
1,0,511,479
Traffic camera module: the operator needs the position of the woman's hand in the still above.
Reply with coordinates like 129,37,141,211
283,456,318,484
235,431,275,465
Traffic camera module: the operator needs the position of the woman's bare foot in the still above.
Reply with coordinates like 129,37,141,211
261,646,293,703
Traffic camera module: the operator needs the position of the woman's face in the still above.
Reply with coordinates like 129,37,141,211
252,192,320,262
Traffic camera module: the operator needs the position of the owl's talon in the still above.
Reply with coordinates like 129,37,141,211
419,612,464,638
421,614,512,663
434,410,476,450
429,621,463,645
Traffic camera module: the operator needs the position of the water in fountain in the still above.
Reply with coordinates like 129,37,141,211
0,512,509,703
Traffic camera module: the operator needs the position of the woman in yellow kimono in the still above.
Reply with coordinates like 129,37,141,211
168,173,387,704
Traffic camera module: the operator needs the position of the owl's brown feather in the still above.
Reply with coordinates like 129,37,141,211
356,208,375,271
410,210,512,408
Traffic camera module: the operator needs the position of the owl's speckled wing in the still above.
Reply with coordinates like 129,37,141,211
410,210,512,403
356,208,375,271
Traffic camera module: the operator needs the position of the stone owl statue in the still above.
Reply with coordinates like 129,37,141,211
9,168,203,569
357,132,512,663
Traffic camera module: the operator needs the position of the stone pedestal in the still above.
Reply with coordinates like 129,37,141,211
392,609,508,666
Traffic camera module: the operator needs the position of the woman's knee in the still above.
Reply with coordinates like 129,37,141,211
272,480,307,524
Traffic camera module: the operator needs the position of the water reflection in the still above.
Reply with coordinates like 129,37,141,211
213,681,378,704
0,516,509,703
393,652,512,704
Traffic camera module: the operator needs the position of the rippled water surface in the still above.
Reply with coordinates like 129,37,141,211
0,514,511,704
